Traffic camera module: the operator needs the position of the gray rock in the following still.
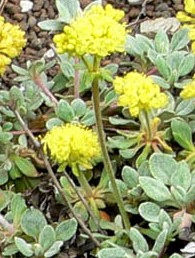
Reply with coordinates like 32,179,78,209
140,17,180,34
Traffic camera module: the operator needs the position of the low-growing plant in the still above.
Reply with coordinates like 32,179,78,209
1,0,195,257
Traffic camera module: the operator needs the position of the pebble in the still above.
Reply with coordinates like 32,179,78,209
20,0,33,13
43,49,55,59
155,3,169,12
127,0,143,5
140,17,180,34
28,16,37,27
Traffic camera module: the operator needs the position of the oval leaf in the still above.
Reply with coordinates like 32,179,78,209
39,225,56,251
139,177,172,202
149,153,177,185
15,237,33,257
129,227,149,253
21,208,47,240
139,202,161,223
56,218,77,242
55,99,74,122
44,241,63,258
171,119,194,151
14,156,38,177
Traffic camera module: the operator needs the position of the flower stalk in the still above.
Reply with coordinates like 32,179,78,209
91,68,130,231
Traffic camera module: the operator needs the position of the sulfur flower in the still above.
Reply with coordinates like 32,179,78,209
113,72,167,117
0,54,11,75
180,75,195,99
53,4,126,57
41,123,100,169
0,16,26,75
176,0,195,53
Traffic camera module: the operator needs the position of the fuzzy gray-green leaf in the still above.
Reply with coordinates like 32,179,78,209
139,177,172,202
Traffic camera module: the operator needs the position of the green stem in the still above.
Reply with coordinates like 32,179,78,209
77,168,93,197
140,110,152,140
91,61,130,230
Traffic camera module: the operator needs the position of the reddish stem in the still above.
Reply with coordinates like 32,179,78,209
33,75,58,106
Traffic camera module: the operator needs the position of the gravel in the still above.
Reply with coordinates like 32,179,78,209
0,0,184,87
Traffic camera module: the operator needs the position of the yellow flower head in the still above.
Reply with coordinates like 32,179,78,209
176,0,195,52
0,16,26,75
0,54,11,75
113,72,167,117
180,75,195,99
41,123,100,169
53,4,126,57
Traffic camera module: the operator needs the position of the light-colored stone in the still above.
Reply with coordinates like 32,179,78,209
20,0,33,12
140,17,180,34
43,49,55,59
127,0,143,5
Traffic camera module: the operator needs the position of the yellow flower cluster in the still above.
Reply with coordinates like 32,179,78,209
176,0,195,53
53,4,126,57
41,123,100,169
113,72,168,117
180,75,195,99
0,16,26,75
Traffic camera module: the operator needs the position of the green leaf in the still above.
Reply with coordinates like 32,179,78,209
56,218,77,242
44,241,63,258
125,35,144,57
152,229,168,253
149,153,177,185
108,136,137,149
178,54,195,77
136,144,151,168
169,254,183,258
158,209,172,229
0,190,11,211
81,109,95,126
171,119,194,151
0,168,8,185
11,195,27,228
97,248,129,258
176,99,195,116
9,163,22,180
21,208,47,240
0,132,13,144
171,28,189,51
11,64,29,76
14,237,33,257
14,156,39,177
39,225,56,251
154,30,169,54
56,0,80,23
84,0,102,12
109,116,138,126
46,117,63,130
122,166,138,188
171,161,191,191
155,56,171,80
139,177,172,202
60,59,74,78
55,99,74,122
104,90,117,106
38,20,64,31
71,98,87,117
171,186,186,207
136,34,154,52
2,244,19,256
129,228,149,253
150,75,170,89
139,251,158,258
186,184,195,203
139,202,161,223
120,147,140,159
